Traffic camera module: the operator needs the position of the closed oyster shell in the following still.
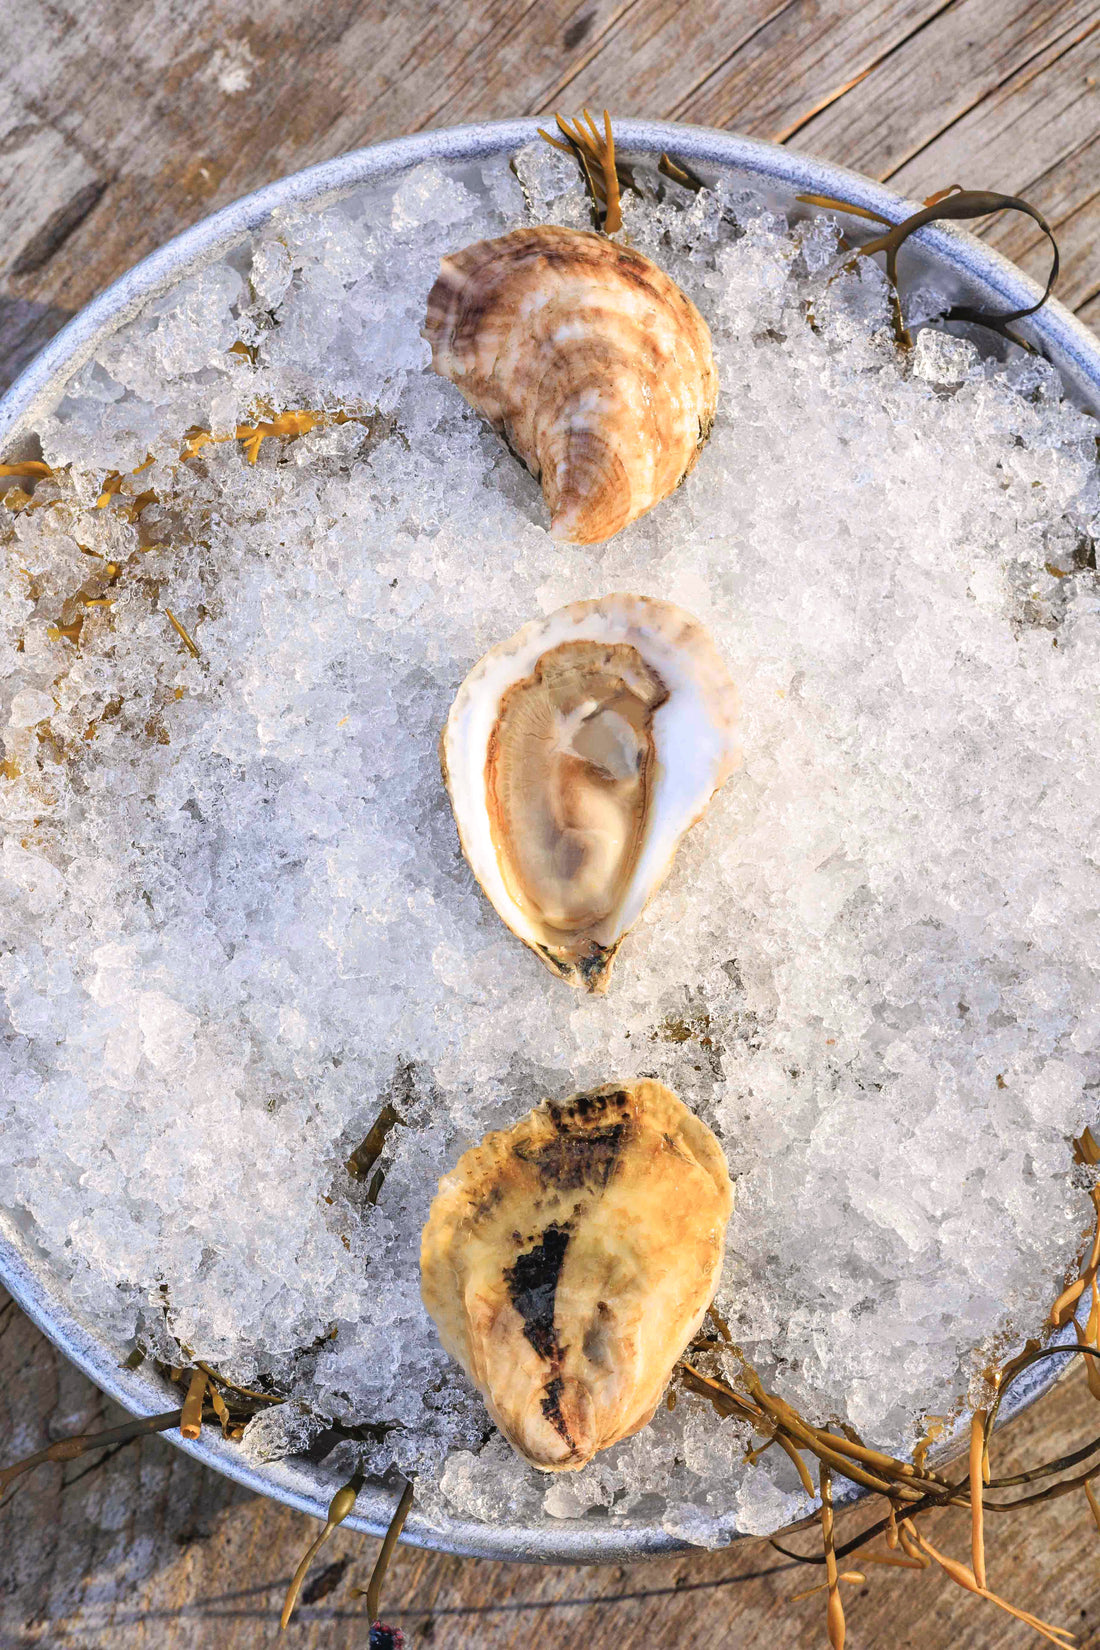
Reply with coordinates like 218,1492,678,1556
420,1081,733,1471
441,594,741,992
424,226,718,545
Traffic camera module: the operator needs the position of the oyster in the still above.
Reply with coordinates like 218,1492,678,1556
441,594,740,992
424,226,718,544
420,1080,733,1471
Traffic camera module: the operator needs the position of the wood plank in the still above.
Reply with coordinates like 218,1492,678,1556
520,0,796,121
405,0,629,130
1077,291,1100,332
519,0,947,140
884,24,1100,200
673,0,951,139
787,0,1098,180
881,24,1100,310
3,1286,1100,1647
0,297,76,398
0,84,104,282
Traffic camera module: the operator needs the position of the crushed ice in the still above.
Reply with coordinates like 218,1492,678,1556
2,143,1099,1542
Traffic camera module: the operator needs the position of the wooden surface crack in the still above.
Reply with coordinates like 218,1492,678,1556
774,0,959,145
663,0,803,124
10,178,108,276
880,13,1100,184
521,0,647,117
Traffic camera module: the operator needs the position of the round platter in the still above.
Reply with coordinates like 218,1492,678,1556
1,117,1097,1565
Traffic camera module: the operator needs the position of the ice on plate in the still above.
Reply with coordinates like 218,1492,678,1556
1,144,1099,1541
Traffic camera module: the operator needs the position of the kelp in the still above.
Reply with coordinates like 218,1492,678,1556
653,128,1060,355
356,1477,415,1624
347,1101,402,1183
281,1470,365,1629
183,407,325,464
818,1467,845,1649
346,1062,421,1204
0,1345,411,1635
0,400,380,701
179,1367,208,1439
0,1342,291,1500
795,184,1059,349
279,1471,413,1636
0,1408,187,1501
537,108,626,233
657,152,706,194
165,607,200,659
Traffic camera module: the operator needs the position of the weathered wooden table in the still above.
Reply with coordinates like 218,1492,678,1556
2,2,1099,1645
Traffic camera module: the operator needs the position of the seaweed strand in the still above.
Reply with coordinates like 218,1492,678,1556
693,1157,1100,1644
347,1101,402,1182
0,1409,184,1494
537,108,624,233
356,1476,415,1627
820,1466,845,1649
281,1470,365,1631
970,1409,988,1588
910,1526,1074,1647
796,186,1059,348
180,1368,207,1439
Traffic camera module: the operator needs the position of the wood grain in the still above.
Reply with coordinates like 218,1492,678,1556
3,1287,1099,1648
1078,291,1100,333
524,0,948,135
885,25,1100,307
3,1,1100,1645
785,0,1097,176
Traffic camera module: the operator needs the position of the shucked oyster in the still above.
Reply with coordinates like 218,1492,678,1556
441,594,740,992
420,1080,733,1471
424,226,718,544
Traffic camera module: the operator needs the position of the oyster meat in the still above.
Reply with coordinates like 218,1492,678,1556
441,594,740,992
424,225,718,544
420,1080,733,1471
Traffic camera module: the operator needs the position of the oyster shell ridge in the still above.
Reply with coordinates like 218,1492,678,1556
419,1080,734,1472
424,226,718,545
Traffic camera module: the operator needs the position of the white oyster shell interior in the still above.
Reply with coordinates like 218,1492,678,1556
441,594,741,991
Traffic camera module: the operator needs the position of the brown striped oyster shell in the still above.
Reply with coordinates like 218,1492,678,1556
423,226,718,545
420,1081,733,1472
